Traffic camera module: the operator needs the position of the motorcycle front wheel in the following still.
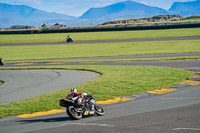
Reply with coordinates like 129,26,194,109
95,105,105,116
67,106,82,120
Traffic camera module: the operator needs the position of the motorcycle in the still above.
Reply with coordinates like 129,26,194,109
59,98,105,120
66,37,73,43
0,58,4,66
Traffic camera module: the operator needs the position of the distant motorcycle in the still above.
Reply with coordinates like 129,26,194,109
66,37,73,43
59,98,104,120
0,58,4,66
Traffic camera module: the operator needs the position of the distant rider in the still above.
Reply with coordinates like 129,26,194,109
66,35,73,43
0,58,4,66
66,88,95,110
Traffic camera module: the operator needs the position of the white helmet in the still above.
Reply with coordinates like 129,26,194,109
70,88,77,93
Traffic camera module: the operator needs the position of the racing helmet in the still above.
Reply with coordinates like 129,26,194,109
70,88,77,93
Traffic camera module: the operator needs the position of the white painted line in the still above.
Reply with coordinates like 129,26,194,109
161,97,200,100
61,122,114,127
172,128,200,131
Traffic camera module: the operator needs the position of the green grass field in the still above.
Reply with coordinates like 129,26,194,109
4,56,200,65
1,40,200,61
0,28,200,44
0,65,193,118
184,16,200,21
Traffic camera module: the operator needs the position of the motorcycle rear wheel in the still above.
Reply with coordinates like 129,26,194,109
67,106,82,120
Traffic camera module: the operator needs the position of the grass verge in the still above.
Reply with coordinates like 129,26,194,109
0,81,3,86
4,56,200,64
1,40,200,61
0,65,194,118
0,28,200,44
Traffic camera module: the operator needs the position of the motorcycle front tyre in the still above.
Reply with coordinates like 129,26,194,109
66,106,82,120
95,105,105,116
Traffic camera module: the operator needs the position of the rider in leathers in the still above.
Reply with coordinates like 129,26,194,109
66,88,95,110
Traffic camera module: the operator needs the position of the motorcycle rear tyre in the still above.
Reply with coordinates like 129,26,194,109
67,106,82,120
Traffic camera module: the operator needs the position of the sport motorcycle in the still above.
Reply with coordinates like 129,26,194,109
59,98,104,120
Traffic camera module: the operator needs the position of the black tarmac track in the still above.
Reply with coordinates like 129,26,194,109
0,70,100,104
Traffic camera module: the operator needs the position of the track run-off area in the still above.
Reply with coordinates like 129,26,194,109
0,35,200,133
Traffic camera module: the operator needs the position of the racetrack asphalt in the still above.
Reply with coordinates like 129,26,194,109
0,69,100,104
28,103,200,133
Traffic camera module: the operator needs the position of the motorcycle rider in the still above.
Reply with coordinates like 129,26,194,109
66,35,73,43
66,88,95,110
0,58,4,66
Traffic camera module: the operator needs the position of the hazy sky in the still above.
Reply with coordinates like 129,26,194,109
0,0,196,16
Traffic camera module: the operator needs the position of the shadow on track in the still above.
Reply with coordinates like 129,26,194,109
18,116,70,124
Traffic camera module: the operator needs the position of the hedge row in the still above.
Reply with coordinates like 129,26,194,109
0,23,200,34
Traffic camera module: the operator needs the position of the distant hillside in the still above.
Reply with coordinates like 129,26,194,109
169,0,200,17
97,15,200,28
99,15,183,26
80,0,169,21
0,3,76,28
184,16,200,20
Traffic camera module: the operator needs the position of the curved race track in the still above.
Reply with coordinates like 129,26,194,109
0,36,200,133
0,69,100,104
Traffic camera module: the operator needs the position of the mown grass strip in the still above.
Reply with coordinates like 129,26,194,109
0,81,3,86
0,28,200,44
4,56,200,65
1,40,200,61
0,65,194,118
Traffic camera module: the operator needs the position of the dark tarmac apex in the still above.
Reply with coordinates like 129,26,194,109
0,70,100,104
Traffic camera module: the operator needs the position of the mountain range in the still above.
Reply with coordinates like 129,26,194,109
169,0,200,17
0,3,76,28
80,1,169,20
0,0,200,28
